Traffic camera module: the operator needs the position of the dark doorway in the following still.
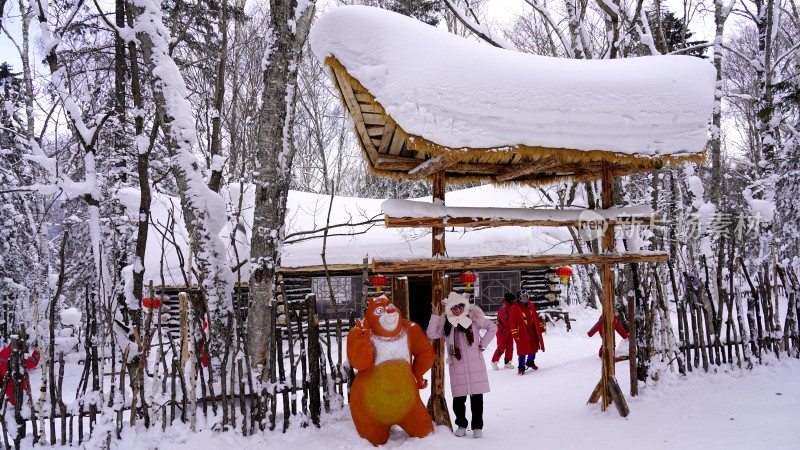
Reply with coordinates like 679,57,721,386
407,276,433,331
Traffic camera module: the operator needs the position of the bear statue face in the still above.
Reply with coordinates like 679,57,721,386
365,295,402,337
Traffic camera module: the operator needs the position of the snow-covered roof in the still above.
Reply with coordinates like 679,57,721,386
122,184,574,286
309,6,716,184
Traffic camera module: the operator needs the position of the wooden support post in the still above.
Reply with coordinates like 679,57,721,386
427,171,452,428
391,277,410,322
595,162,630,416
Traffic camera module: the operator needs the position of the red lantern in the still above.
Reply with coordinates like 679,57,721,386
556,266,573,285
142,297,161,310
369,274,388,293
460,271,477,291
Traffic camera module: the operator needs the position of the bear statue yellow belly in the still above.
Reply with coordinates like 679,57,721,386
346,296,435,446
353,359,418,425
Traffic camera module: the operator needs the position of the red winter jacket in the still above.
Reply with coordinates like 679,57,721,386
0,345,41,406
495,301,514,342
510,302,545,355
587,315,629,339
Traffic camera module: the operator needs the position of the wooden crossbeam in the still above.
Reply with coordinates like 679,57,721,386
280,264,365,274
407,155,460,181
381,202,658,229
495,158,561,182
372,252,668,273
383,214,658,229
374,155,500,173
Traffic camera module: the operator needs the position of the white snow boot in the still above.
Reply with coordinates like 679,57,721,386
491,361,499,370
473,429,483,439
454,427,467,437
504,362,515,369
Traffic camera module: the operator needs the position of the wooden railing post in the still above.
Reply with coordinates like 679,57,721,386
306,294,321,427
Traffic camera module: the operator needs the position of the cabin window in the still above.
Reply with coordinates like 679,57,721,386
477,270,519,313
311,276,361,319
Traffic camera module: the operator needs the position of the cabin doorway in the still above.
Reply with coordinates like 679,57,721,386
407,276,433,331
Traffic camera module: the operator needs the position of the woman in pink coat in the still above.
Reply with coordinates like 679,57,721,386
427,292,497,439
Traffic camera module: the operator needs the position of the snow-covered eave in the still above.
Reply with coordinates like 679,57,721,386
323,55,706,186
311,5,716,184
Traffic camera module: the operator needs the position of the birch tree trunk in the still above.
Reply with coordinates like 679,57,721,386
709,0,735,206
247,0,316,368
131,0,235,315
754,0,779,263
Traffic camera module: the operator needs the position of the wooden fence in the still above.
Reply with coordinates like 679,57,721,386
0,278,355,449
1,258,798,448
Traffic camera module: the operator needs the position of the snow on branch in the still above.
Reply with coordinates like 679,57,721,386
523,0,571,56
443,0,517,51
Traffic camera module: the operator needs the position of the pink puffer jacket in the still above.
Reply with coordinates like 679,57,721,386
426,307,497,397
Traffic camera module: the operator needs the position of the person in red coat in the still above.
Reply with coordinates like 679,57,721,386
490,293,516,370
0,343,40,406
587,307,628,357
509,291,545,375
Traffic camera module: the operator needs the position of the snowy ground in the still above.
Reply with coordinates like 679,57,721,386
48,310,800,450
22,306,800,449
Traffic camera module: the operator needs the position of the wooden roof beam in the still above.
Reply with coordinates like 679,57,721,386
381,202,657,228
495,158,561,182
330,65,380,165
383,214,659,229
280,264,366,274
372,252,669,272
407,154,460,181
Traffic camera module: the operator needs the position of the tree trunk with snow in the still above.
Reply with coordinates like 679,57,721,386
709,0,734,206
247,0,316,368
753,0,779,264
131,0,234,318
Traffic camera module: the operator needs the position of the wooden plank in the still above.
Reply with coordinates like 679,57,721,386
495,158,560,182
608,377,630,417
373,153,505,175
407,155,460,181
372,252,669,273
362,112,385,125
388,126,406,156
366,126,384,137
587,380,602,404
280,264,365,274
378,121,396,153
448,162,503,174
383,214,659,229
390,276,410,323
358,103,384,114
354,92,372,103
331,66,379,164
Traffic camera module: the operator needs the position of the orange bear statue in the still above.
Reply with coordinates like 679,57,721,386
347,295,435,446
